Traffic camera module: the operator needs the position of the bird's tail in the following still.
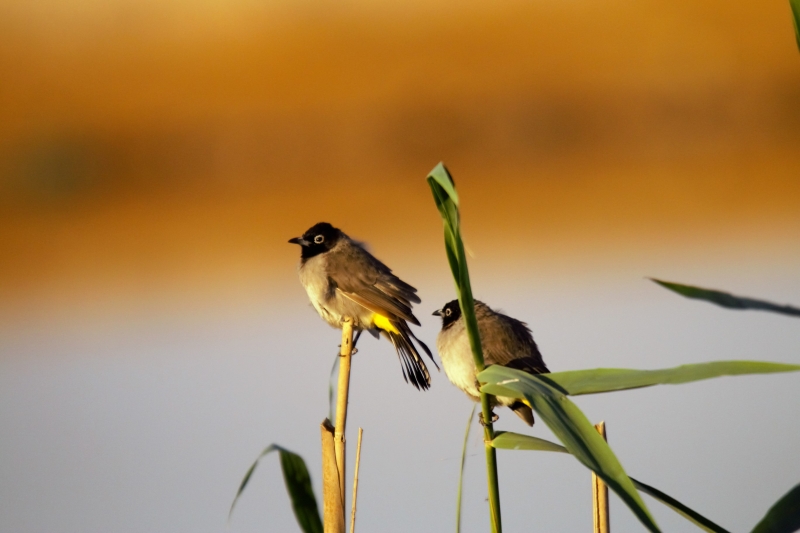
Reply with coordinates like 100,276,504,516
383,322,438,390
510,402,535,426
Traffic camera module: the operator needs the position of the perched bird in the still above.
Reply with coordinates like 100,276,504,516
433,299,549,425
289,222,437,389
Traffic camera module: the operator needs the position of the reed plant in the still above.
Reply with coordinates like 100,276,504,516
428,163,800,533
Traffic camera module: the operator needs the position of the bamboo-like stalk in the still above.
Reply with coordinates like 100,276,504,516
349,428,364,533
592,421,610,533
321,419,345,533
335,319,354,503
481,397,501,533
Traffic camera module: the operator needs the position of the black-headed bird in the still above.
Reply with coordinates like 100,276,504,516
433,299,549,425
289,222,436,389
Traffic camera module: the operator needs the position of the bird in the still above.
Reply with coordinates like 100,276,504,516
433,299,549,425
289,222,437,390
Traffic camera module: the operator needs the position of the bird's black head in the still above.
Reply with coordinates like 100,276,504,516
288,222,342,260
432,299,462,329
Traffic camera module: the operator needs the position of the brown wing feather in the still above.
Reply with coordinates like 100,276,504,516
327,241,421,325
477,302,549,375
338,289,417,325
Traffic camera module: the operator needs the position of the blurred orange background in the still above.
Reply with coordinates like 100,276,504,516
1,1,799,532
2,0,799,321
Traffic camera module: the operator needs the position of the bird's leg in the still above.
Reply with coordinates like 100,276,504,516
337,328,362,357
351,329,362,356
478,411,499,426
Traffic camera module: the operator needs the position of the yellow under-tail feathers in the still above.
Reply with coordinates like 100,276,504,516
371,313,400,334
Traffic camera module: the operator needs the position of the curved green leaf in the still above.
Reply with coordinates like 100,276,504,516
540,361,800,396
650,279,800,317
791,0,800,52
751,483,800,533
428,163,502,533
229,444,322,533
480,366,660,532
489,432,730,532
456,405,476,533
490,431,568,453
428,162,460,206
631,477,730,533
328,354,340,421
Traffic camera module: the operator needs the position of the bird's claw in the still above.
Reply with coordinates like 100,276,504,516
478,411,499,426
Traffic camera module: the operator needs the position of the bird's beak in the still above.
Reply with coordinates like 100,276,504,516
288,237,309,246
432,309,443,317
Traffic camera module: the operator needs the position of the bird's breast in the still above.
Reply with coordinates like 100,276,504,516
298,256,337,323
437,326,481,399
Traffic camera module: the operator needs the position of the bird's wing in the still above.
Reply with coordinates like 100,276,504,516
326,242,421,325
481,312,549,375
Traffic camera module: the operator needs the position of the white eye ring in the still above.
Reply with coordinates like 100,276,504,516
314,235,324,244
445,308,452,316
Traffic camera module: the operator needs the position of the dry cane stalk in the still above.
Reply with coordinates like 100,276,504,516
592,421,610,533
335,319,354,501
349,428,363,533
321,318,354,533
321,420,344,533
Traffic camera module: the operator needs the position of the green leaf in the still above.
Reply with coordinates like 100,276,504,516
427,163,501,533
540,361,800,396
426,164,486,371
480,366,660,533
229,444,323,533
489,433,730,532
456,405,476,533
631,478,731,533
791,0,800,52
751,483,800,533
428,162,460,206
650,279,800,317
328,354,340,421
489,431,569,453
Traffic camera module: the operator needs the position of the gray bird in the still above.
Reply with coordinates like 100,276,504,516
433,299,549,425
289,222,437,389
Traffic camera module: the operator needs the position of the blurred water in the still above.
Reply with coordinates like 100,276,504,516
2,261,799,533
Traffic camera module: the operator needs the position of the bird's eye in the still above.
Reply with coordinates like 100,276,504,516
445,308,452,316
314,235,325,244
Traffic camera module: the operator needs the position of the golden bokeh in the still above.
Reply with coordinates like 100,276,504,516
1,0,799,319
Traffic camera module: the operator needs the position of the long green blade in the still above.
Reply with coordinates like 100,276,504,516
751,483,800,533
631,478,731,533
229,444,323,533
278,447,324,533
427,162,502,533
489,433,729,532
328,353,340,421
426,164,486,371
456,405,476,533
791,0,800,52
489,431,569,453
537,361,800,396
480,366,660,532
651,279,800,317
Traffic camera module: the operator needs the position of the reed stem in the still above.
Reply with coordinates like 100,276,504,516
349,428,364,533
592,421,610,533
321,420,345,533
335,319,354,507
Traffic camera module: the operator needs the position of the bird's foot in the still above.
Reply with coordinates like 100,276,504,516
478,411,499,426
336,346,358,357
